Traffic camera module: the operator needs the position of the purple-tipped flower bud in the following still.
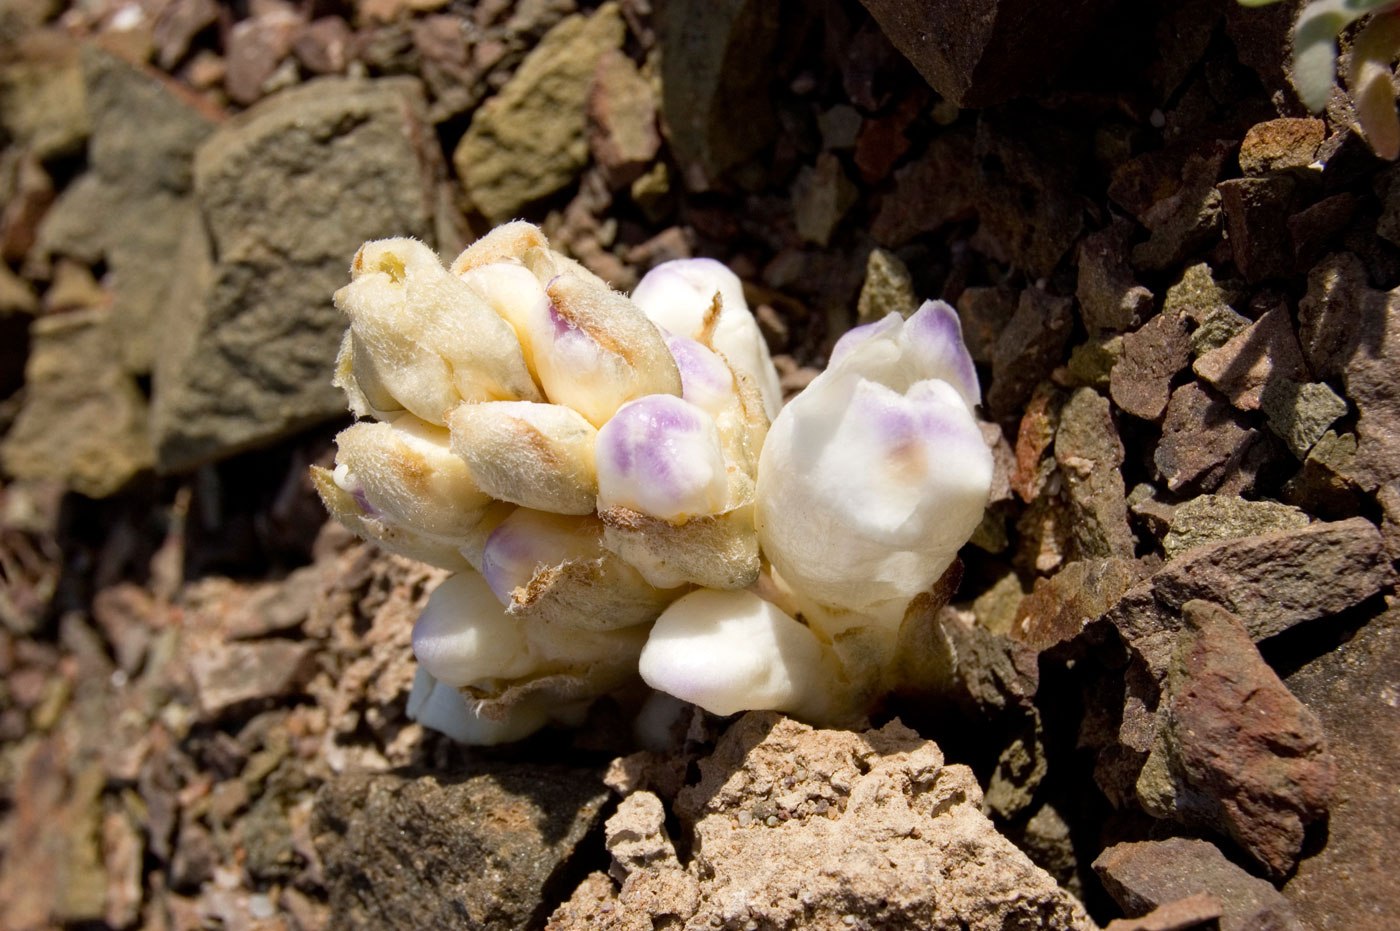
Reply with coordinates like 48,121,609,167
596,394,730,522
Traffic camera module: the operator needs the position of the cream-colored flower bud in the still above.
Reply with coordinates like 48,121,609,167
631,258,783,419
406,668,552,745
412,571,534,687
447,400,598,515
478,509,673,631
311,464,473,571
756,301,992,624
333,330,404,421
638,589,839,718
335,238,540,423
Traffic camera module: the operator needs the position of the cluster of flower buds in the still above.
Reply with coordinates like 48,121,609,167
314,223,992,743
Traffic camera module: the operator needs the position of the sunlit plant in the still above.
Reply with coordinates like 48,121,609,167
314,223,992,743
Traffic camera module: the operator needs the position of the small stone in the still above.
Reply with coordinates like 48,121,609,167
871,131,977,247
1134,601,1334,876
1192,306,1308,410
987,288,1074,416
1162,495,1310,559
1296,251,1369,380
356,0,450,24
0,150,55,263
0,32,89,161
1076,219,1154,333
1290,192,1357,266
1161,262,1247,356
1260,378,1349,459
1124,143,1229,271
1110,309,1192,422
188,640,318,716
103,806,144,929
1218,175,1299,282
852,89,923,182
973,572,1027,637
587,50,659,189
293,17,355,74
1063,335,1123,390
1238,118,1325,175
1094,838,1304,931
1127,483,1175,539
817,104,861,151
1102,893,1222,931
793,152,858,246
1054,387,1135,560
1011,558,1146,651
152,0,222,70
855,247,916,323
456,4,625,220
42,257,106,312
1281,429,1361,514
225,5,304,106
0,258,38,316
1009,383,1060,503
954,284,1016,365
972,117,1084,278
1154,382,1258,494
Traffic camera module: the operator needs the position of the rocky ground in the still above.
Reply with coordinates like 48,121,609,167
1,0,1398,928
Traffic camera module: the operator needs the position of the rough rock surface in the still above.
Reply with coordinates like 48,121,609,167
456,4,625,220
1094,838,1304,931
550,713,1095,930
1161,494,1310,559
1053,387,1135,560
1282,607,1400,929
315,765,610,930
151,76,439,471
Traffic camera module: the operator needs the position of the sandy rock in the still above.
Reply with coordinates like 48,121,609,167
1054,387,1135,560
1109,307,1191,422
1134,601,1334,877
0,309,154,498
1192,306,1307,411
314,764,610,930
0,31,89,161
987,288,1074,416
1094,838,1303,931
657,0,779,189
456,4,625,220
33,46,216,374
856,0,1116,107
1282,607,1400,929
188,640,318,716
1077,219,1153,333
1238,118,1325,175
152,76,438,472
856,247,917,323
1161,494,1310,559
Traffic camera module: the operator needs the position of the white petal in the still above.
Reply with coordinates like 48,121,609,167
596,395,730,521
411,571,533,687
406,668,549,745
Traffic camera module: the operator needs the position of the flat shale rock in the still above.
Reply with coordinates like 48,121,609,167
1283,608,1400,929
1161,494,1310,559
315,765,610,931
554,713,1094,930
1109,306,1192,422
1192,306,1307,411
151,76,439,472
456,4,625,220
1094,838,1304,931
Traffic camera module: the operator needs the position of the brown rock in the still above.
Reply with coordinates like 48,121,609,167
1296,251,1370,380
1010,382,1061,503
1290,192,1357,266
856,0,1117,107
1110,308,1192,422
1162,262,1247,357
1161,494,1310,559
187,639,318,716
153,0,221,70
1135,601,1334,877
987,288,1074,416
871,131,977,246
0,149,54,263
1054,387,1135,560
954,283,1016,364
1102,893,1223,931
1012,557,1147,651
225,5,303,106
1094,837,1304,931
1283,608,1400,930
1238,118,1325,175
1218,175,1300,282
315,764,610,931
852,88,924,182
1192,306,1308,411
1154,382,1259,494
587,49,660,188
1122,142,1230,271
293,17,355,74
1077,219,1154,334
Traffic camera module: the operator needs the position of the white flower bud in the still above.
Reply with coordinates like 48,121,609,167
447,400,598,515
638,589,838,718
412,571,534,687
756,301,992,623
311,465,472,571
335,238,540,423
596,394,730,522
632,258,783,419
406,668,551,745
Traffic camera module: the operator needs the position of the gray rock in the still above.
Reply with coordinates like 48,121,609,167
856,0,1116,107
151,76,439,472
34,46,216,374
1054,387,1135,560
1283,608,1400,930
793,152,857,247
1260,378,1350,460
1162,494,1311,559
657,0,779,189
315,765,610,930
987,288,1074,416
856,247,917,323
0,309,153,498
0,32,88,161
456,4,625,220
1094,838,1304,931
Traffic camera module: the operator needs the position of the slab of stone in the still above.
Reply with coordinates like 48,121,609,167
1192,306,1307,411
1283,608,1400,930
456,4,624,219
1109,307,1192,422
1054,387,1135,560
187,639,318,715
987,288,1074,416
1077,218,1153,333
1281,429,1362,514
151,76,439,472
33,46,216,374
856,0,1117,107
1238,118,1325,175
1154,382,1258,493
1135,601,1334,877
0,309,153,497
1102,893,1223,931
1094,838,1304,931
315,765,610,930
1162,494,1311,559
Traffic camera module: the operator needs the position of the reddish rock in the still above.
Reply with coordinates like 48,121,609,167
152,0,221,70
871,131,977,246
1094,838,1304,931
852,88,924,182
1011,557,1146,651
1218,175,1299,282
1154,382,1258,493
987,288,1074,416
0,150,54,262
1114,142,1229,271
1103,893,1223,931
224,6,303,106
1283,608,1400,930
293,17,355,74
1136,601,1334,877
1238,118,1325,175
587,50,660,189
1110,309,1192,422
1290,192,1357,266
1010,382,1061,503
1077,219,1153,334
1192,306,1308,410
